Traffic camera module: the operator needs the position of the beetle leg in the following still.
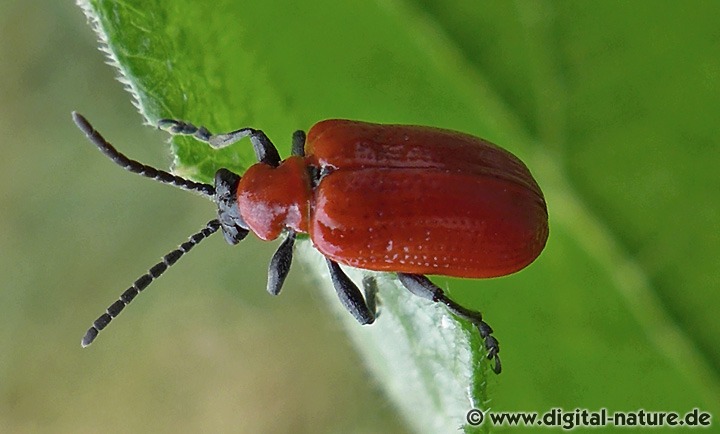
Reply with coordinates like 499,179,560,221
397,273,501,374
267,231,296,296
361,275,380,318
157,119,281,167
325,259,375,325
291,130,306,157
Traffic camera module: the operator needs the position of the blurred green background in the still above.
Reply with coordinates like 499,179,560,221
1,1,407,433
2,1,719,433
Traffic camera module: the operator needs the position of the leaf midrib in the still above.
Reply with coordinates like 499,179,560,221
394,0,720,413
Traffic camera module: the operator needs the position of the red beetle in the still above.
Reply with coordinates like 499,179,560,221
73,113,548,374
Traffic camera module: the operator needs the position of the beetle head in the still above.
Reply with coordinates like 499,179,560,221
214,168,250,245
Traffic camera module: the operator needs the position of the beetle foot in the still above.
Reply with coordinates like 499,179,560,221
478,326,502,374
361,275,381,319
157,118,213,142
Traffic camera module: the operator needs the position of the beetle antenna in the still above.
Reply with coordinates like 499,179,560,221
72,112,216,198
81,219,221,347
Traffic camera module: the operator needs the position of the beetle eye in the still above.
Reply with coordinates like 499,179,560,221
214,168,250,244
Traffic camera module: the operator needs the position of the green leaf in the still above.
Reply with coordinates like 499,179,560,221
78,0,720,431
